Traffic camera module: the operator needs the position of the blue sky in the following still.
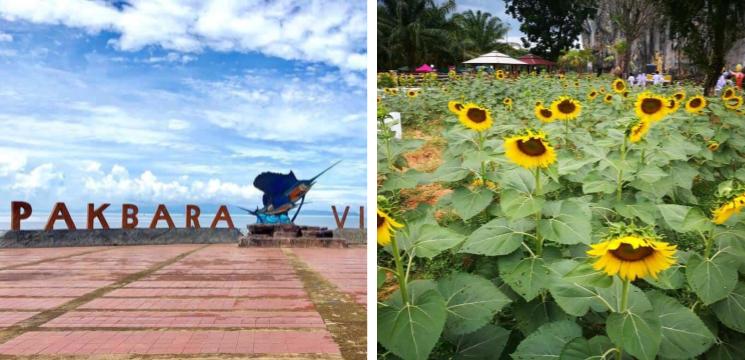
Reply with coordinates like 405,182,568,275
0,0,366,216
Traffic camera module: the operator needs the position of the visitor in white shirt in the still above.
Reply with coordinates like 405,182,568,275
627,74,635,86
715,72,733,94
652,72,664,85
636,72,647,87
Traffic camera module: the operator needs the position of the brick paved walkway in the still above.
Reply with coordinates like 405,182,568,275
0,244,366,359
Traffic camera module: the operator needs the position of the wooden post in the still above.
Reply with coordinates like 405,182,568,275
331,205,349,229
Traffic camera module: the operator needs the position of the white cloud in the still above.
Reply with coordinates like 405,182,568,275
12,163,63,192
0,0,366,70
83,165,260,202
167,119,189,130
0,32,11,42
0,149,27,176
145,52,196,64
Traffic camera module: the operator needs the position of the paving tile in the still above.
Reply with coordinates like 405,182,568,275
125,280,304,288
0,287,96,297
79,298,315,311
0,311,38,326
291,248,367,305
0,297,73,310
106,288,307,298
43,310,325,328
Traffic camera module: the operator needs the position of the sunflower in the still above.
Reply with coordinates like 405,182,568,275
628,120,651,143
377,96,381,104
722,87,736,99
587,236,676,281
587,90,598,100
377,209,403,246
598,87,607,94
707,141,720,151
685,95,707,113
666,97,680,113
470,178,498,191
504,130,557,169
634,92,669,122
448,101,465,115
535,100,543,107
387,88,399,96
622,91,630,98
603,94,614,104
534,105,554,123
612,79,627,93
712,195,745,224
495,70,505,80
458,103,493,132
406,89,419,98
550,96,581,120
725,96,743,110
673,90,686,102
503,97,513,109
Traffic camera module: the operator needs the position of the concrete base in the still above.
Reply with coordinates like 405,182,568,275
239,224,348,248
0,228,241,248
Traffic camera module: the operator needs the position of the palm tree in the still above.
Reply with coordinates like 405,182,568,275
453,10,509,58
377,0,457,70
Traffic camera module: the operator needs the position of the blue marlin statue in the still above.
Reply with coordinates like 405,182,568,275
238,160,341,224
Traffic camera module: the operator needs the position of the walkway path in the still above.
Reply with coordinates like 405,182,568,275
0,244,366,359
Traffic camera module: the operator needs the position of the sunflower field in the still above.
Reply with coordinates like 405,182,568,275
376,71,745,360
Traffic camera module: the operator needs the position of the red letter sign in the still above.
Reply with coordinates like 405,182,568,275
44,202,76,231
149,204,175,229
10,201,32,231
186,204,201,229
210,205,235,229
87,203,110,230
122,204,139,229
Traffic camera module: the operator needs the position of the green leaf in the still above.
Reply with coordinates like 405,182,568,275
705,337,745,360
437,273,511,336
559,336,613,360
686,252,738,304
377,268,387,290
460,218,532,256
512,299,573,335
378,287,447,360
380,170,421,192
512,321,582,360
643,264,685,290
595,277,652,313
657,204,691,230
538,199,592,244
447,324,510,360
398,223,465,259
712,282,745,333
433,159,470,182
562,262,613,288
606,309,661,360
451,187,494,221
582,179,616,194
637,165,668,183
501,188,544,219
501,256,551,301
648,291,715,358
501,166,537,193
614,201,658,225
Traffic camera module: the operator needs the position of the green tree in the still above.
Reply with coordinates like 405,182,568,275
453,10,510,58
660,0,745,95
606,0,659,74
558,49,594,73
504,0,597,61
377,0,457,70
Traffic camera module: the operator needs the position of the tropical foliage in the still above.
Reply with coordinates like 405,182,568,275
377,72,745,359
377,0,516,70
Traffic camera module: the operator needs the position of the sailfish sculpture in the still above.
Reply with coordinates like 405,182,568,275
239,161,341,224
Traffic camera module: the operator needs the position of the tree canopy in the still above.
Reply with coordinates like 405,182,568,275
377,0,514,70
504,0,597,61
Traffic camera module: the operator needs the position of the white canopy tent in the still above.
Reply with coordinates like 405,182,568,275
463,51,527,66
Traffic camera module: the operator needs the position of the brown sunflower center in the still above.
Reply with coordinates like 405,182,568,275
674,93,684,100
540,109,553,118
467,108,487,123
667,99,676,109
727,98,740,106
615,81,624,90
454,103,464,111
377,214,385,228
610,243,654,261
724,89,733,98
516,138,547,156
590,92,597,97
557,100,576,114
641,98,663,114
690,98,702,108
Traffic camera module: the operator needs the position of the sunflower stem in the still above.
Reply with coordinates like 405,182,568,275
478,132,486,179
616,136,628,202
534,168,543,256
564,120,569,146
616,278,631,360
390,236,409,305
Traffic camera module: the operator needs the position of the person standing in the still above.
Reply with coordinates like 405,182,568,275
627,73,636,87
636,72,647,87
652,71,664,86
734,64,744,89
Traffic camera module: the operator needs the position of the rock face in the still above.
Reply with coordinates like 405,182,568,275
0,228,241,248
239,224,348,248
